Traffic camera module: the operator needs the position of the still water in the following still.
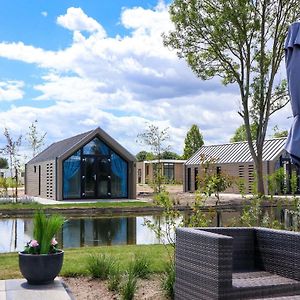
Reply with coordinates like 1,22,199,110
0,210,243,253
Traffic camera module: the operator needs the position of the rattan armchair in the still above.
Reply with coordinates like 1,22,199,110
175,227,300,299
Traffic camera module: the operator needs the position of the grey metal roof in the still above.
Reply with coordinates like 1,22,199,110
27,130,93,164
186,138,287,165
27,127,136,164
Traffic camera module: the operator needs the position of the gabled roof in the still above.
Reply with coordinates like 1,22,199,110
27,127,136,164
186,137,287,165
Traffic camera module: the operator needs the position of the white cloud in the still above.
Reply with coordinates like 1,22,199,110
0,81,24,101
41,11,48,17
0,2,291,156
57,7,106,36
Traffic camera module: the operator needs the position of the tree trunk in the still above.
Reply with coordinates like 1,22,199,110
254,156,265,196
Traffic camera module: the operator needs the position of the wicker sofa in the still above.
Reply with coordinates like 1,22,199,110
175,227,300,300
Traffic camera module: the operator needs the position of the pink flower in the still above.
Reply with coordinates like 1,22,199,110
51,238,58,246
29,240,39,247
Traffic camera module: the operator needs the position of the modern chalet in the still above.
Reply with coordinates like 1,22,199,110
184,137,297,194
25,127,136,200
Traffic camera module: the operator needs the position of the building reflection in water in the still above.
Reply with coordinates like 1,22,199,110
61,217,137,248
0,215,173,253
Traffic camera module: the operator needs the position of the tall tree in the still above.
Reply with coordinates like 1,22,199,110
1,128,22,178
183,124,204,159
137,124,170,193
230,123,258,143
26,120,47,158
164,0,298,195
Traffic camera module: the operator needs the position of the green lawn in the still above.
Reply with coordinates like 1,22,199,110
0,201,154,211
0,244,172,280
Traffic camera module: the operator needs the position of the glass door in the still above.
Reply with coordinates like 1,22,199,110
82,156,96,198
97,157,111,198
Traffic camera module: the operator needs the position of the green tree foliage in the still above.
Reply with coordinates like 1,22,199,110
0,157,8,169
164,0,299,195
161,151,181,160
230,123,258,142
136,150,181,161
183,124,204,159
272,125,288,138
135,151,155,161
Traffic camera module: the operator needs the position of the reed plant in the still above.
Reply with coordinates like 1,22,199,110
33,210,64,254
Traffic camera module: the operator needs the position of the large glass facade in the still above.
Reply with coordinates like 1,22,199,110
111,153,128,198
63,150,81,198
83,138,109,155
63,138,128,199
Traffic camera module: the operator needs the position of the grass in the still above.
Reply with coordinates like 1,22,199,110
0,201,154,211
0,244,172,280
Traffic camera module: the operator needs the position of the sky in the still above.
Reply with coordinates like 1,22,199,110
0,0,293,159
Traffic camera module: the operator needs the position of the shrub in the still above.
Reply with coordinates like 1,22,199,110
120,267,137,300
86,254,116,279
161,260,175,299
130,253,151,279
108,263,122,292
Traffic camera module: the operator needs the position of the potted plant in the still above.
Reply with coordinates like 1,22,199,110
19,210,65,285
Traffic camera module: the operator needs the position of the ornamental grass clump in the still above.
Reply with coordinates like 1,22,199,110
24,210,64,254
120,266,137,300
130,253,151,279
107,263,122,292
86,253,116,279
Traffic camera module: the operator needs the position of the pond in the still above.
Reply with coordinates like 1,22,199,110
0,207,287,253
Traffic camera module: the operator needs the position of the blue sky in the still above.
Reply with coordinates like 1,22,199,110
0,0,291,160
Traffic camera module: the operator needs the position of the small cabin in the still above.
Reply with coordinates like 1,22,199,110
25,127,136,200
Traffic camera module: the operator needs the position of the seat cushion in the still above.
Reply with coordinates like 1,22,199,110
232,271,300,299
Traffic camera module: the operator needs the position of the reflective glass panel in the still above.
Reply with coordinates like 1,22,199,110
111,153,128,198
83,138,110,155
63,150,81,198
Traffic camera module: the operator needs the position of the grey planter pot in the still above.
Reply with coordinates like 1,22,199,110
19,250,64,285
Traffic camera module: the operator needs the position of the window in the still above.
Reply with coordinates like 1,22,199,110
63,151,81,198
138,169,142,184
111,152,128,198
146,165,149,176
63,138,129,199
38,165,41,195
34,166,37,173
163,163,174,181
187,168,191,191
194,168,199,190
216,166,221,175
248,165,254,193
83,138,110,155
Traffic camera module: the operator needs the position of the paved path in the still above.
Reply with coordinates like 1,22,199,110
0,278,73,300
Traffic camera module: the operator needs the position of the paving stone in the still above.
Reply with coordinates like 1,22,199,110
1,279,71,300
0,291,5,300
